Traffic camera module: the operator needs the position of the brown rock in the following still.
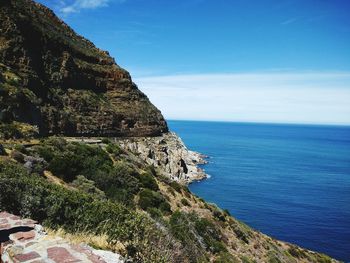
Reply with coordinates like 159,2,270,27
14,251,40,262
0,223,11,230
71,244,106,263
12,231,36,242
47,247,81,263
0,0,168,137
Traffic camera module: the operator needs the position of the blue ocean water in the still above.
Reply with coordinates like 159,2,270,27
168,120,350,262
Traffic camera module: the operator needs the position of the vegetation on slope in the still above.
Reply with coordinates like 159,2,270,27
0,138,336,263
0,0,168,137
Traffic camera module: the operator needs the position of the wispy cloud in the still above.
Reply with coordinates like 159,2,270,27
60,0,125,14
281,17,298,25
135,72,350,125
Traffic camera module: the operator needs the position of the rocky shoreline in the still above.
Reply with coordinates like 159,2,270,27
118,132,208,184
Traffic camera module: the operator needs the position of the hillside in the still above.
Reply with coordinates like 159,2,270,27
0,139,338,263
0,0,340,262
0,0,167,137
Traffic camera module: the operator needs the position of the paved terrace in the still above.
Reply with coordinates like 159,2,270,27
0,212,123,263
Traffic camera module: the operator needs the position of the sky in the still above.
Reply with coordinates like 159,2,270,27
38,0,350,125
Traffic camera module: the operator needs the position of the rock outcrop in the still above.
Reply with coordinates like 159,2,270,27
0,211,124,263
0,0,168,137
118,132,207,183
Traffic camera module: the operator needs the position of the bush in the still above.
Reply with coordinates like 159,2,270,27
0,123,22,139
223,209,231,216
240,256,256,263
0,160,175,262
0,144,6,156
36,139,113,182
169,181,182,192
214,252,240,263
233,226,250,244
106,143,122,156
194,216,226,253
181,198,190,206
11,150,24,163
14,144,28,154
213,209,226,222
147,207,163,219
139,171,159,191
32,140,141,205
0,122,38,140
70,175,106,200
138,189,171,214
168,187,175,196
101,138,111,144
34,145,55,162
169,211,209,262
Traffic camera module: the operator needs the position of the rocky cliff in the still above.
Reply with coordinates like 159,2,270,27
0,0,168,137
0,1,341,262
118,132,207,183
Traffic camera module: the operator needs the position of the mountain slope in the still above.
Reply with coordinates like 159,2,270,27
0,1,341,262
0,0,168,137
0,139,339,263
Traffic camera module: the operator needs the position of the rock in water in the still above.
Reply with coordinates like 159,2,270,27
0,0,168,137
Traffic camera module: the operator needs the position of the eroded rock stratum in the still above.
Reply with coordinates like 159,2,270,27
0,0,168,137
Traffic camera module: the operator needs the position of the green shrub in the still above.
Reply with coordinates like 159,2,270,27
139,171,159,191
168,187,175,196
211,240,227,254
70,175,106,199
138,189,170,214
314,254,332,263
214,252,240,263
0,160,174,262
101,138,111,144
194,217,226,253
169,211,209,262
223,209,231,216
0,122,38,139
267,251,282,263
34,145,55,162
11,150,24,163
181,198,190,206
169,181,182,192
14,144,28,154
32,140,140,205
159,202,171,215
0,123,22,139
0,144,6,156
106,143,122,156
213,209,226,222
233,225,250,244
287,246,306,258
147,207,163,219
240,256,256,263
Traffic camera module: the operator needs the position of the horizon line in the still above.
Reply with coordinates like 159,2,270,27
166,119,350,128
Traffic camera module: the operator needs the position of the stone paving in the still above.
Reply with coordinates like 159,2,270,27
0,212,123,263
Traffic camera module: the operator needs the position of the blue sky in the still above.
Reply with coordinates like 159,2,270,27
38,0,350,124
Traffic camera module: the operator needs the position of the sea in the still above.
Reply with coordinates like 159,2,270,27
168,120,350,262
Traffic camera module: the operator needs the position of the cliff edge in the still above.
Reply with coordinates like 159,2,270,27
0,0,168,137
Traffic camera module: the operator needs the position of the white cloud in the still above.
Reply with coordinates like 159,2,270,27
60,0,124,14
134,72,350,125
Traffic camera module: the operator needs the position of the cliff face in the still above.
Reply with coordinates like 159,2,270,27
0,0,168,137
118,132,208,184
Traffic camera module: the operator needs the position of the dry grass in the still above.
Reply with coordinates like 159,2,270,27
46,228,126,254
43,170,73,189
